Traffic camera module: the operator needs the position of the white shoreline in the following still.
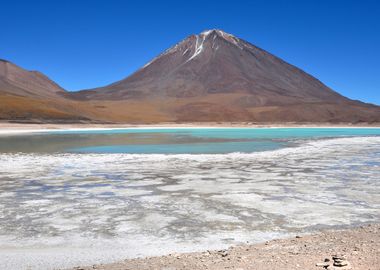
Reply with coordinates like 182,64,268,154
0,125,380,135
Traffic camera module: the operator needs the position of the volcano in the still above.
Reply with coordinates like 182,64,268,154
77,30,347,103
1,30,379,123
73,29,379,123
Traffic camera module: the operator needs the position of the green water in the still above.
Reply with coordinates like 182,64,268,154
1,128,379,154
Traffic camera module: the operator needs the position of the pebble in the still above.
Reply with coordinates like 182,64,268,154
332,255,346,260
217,250,229,257
333,261,349,267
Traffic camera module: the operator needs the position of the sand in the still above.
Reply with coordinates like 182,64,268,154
69,224,379,270
0,122,379,135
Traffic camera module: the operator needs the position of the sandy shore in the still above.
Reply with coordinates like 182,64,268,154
0,122,379,135
70,224,379,270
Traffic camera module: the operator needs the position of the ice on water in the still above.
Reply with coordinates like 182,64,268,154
0,136,379,269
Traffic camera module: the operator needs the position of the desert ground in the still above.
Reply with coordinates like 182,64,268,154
69,224,379,270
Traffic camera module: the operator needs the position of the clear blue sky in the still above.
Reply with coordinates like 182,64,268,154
2,0,380,105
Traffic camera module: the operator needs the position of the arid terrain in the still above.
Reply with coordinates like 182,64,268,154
1,30,379,124
70,224,379,270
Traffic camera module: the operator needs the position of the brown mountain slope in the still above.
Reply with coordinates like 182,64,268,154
0,59,92,122
1,30,379,123
0,59,66,98
0,59,170,123
72,29,380,123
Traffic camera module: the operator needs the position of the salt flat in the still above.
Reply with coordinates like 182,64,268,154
0,136,379,269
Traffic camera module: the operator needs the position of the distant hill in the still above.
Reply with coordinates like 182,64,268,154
0,59,65,98
0,59,90,122
1,30,379,123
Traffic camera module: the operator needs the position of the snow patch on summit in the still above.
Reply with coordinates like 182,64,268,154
185,34,206,63
201,30,213,36
142,29,246,69
201,29,244,50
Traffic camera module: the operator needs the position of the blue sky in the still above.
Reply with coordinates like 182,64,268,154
2,0,380,105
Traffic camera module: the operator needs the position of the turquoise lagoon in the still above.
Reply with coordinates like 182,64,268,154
1,127,380,153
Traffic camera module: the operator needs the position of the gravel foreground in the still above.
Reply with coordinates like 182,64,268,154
71,224,379,270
